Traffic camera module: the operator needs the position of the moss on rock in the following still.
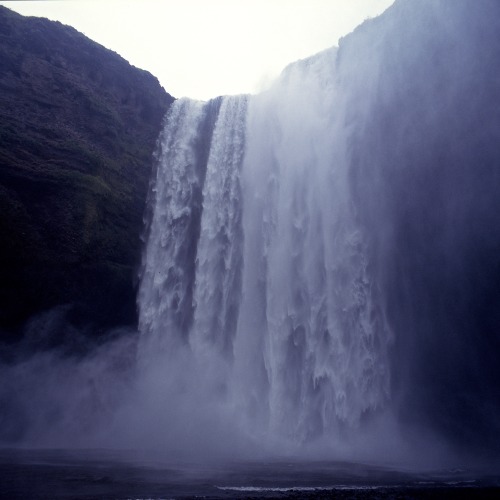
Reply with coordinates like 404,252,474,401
0,5,174,340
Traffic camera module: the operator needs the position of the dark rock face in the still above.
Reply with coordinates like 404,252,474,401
341,0,500,452
0,6,174,341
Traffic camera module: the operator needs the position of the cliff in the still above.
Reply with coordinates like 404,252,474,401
0,6,174,342
338,0,500,447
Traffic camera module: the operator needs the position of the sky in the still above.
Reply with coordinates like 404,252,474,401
0,0,395,100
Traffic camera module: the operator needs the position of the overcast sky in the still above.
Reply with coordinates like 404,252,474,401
0,0,395,100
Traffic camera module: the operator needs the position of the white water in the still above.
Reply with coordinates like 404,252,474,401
191,95,247,363
0,0,497,467
137,46,392,449
138,98,206,354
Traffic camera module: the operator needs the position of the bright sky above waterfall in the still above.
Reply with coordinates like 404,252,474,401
0,0,395,100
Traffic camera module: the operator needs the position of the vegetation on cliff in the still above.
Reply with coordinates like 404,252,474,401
0,6,174,341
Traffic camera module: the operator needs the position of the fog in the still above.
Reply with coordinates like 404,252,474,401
0,315,450,467
1,0,500,469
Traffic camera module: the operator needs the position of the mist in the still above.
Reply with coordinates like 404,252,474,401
1,0,500,472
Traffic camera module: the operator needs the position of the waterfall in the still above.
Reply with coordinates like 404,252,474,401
138,47,392,446
0,0,496,461
138,0,500,454
191,96,247,362
138,98,221,354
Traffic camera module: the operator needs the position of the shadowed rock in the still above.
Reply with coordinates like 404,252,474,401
0,6,174,342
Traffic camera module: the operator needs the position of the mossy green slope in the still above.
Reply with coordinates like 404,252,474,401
0,6,174,339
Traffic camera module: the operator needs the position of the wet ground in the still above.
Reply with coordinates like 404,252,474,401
0,449,498,499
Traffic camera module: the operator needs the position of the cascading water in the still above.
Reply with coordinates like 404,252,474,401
136,0,500,458
190,96,247,363
0,0,498,466
138,47,392,447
